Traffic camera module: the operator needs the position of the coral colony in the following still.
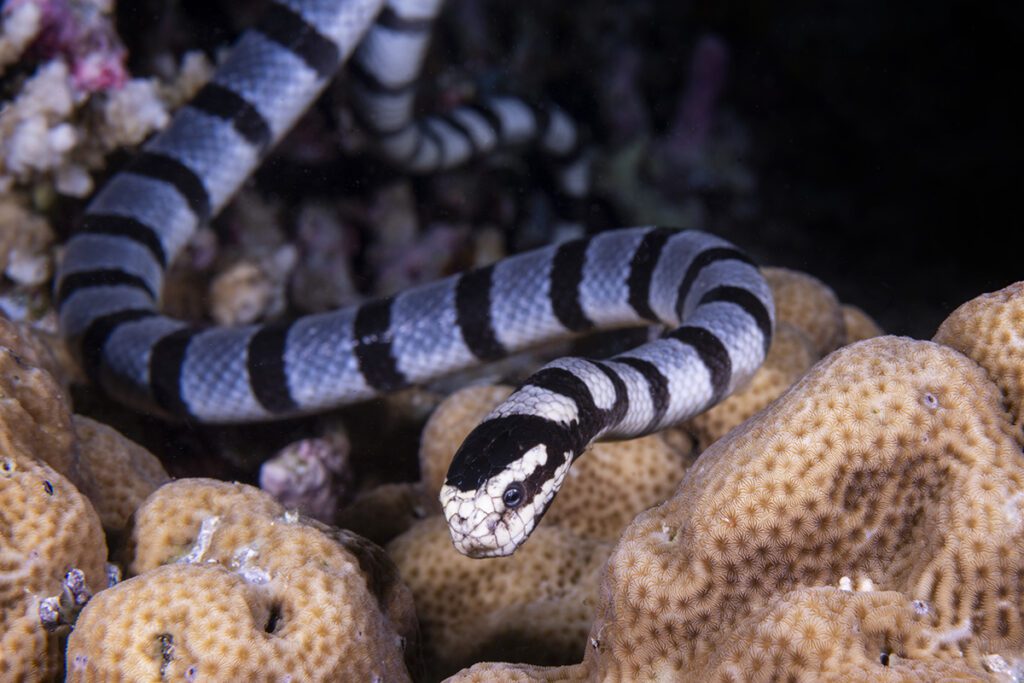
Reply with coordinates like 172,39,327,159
1,0,1022,681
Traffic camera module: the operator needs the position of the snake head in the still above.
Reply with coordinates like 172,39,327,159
440,414,578,558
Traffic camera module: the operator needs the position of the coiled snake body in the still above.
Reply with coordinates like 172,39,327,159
55,0,775,557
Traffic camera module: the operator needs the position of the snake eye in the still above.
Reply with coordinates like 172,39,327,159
502,482,525,509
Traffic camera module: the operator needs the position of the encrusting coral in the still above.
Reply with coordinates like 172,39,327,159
453,587,989,682
67,478,416,681
0,0,214,196
447,331,1024,681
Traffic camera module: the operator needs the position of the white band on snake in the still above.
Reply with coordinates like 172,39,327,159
54,0,775,557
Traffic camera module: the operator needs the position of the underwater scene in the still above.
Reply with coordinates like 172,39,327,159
0,0,1019,680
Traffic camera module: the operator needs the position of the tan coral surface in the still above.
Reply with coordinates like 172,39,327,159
389,515,610,679
0,316,78,390
72,415,169,534
697,587,987,682
74,478,415,682
842,303,884,344
0,339,78,483
451,588,988,682
763,266,846,356
128,478,284,575
934,281,1024,427
448,335,1024,681
0,451,107,680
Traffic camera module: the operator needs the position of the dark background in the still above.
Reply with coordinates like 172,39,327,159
715,0,1019,338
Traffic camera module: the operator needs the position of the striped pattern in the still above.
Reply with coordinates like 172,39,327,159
55,0,775,558
348,0,585,188
442,227,774,557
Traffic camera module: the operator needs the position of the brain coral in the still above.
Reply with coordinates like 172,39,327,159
0,450,107,680
452,587,988,682
447,335,1024,681
70,478,416,681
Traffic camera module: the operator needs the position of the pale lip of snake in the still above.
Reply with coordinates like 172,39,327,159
441,442,575,558
441,483,539,559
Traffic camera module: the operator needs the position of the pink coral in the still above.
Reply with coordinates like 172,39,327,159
14,0,126,92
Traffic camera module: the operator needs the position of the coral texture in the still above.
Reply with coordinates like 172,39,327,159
696,587,987,681
763,266,846,356
0,315,70,388
934,281,1024,428
0,450,107,680
389,515,609,679
72,478,415,681
842,303,884,344
447,334,1024,680
0,331,80,488
0,197,54,286
72,415,169,534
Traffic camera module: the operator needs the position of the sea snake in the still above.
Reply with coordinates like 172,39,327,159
54,0,775,557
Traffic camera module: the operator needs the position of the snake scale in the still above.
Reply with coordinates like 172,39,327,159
55,0,775,557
